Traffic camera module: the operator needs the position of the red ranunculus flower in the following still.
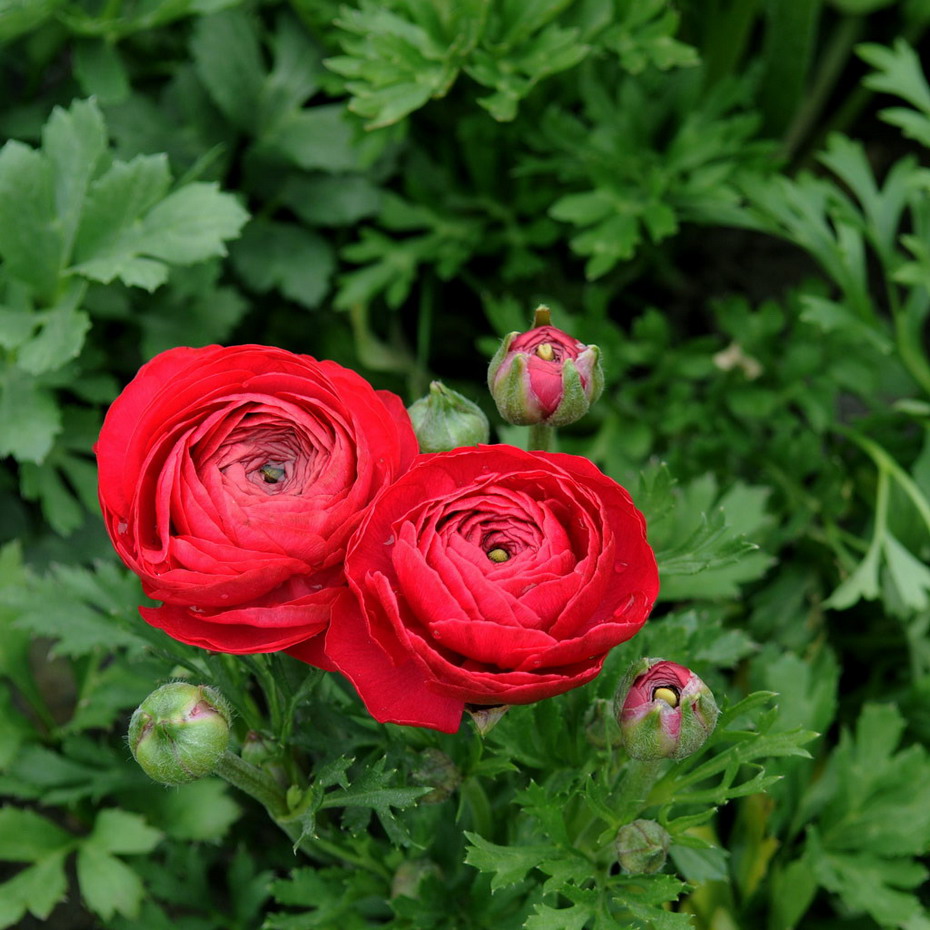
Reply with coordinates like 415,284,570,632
95,344,418,655
306,445,659,732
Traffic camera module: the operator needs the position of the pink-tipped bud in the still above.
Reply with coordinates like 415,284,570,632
128,682,232,786
487,306,604,427
615,659,719,761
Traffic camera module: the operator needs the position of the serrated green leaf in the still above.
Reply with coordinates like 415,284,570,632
17,305,90,375
0,141,60,295
74,39,130,103
525,899,596,930
464,832,553,890
810,829,928,928
0,849,69,927
191,9,265,132
883,531,930,611
231,219,335,308
148,779,241,842
76,845,145,921
0,807,73,861
73,153,172,270
262,104,365,172
42,98,107,259
0,367,60,464
0,308,35,350
282,174,382,226
859,40,930,116
87,810,162,856
138,182,249,264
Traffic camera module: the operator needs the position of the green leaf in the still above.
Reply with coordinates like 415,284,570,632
17,304,91,375
0,367,60,464
882,531,930,611
87,810,162,856
148,779,241,842
42,98,107,260
463,832,554,890
231,219,335,308
74,39,130,104
262,104,366,172
0,850,69,928
76,845,146,921
0,807,72,861
4,560,152,659
191,9,265,132
809,829,928,928
524,898,596,930
138,182,249,264
859,40,930,116
0,141,60,295
73,153,172,280
282,174,382,226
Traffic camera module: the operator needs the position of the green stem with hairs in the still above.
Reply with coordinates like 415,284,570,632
528,423,554,452
214,750,289,818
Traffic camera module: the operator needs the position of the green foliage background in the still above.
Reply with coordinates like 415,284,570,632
1,0,930,927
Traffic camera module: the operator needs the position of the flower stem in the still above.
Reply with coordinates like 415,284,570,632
528,424,554,452
213,750,289,818
615,759,664,824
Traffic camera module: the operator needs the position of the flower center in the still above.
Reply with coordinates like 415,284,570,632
486,547,510,563
653,686,679,708
259,463,287,484
535,343,555,361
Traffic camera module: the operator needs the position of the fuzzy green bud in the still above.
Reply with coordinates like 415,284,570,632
487,306,604,427
128,682,232,786
615,819,671,874
391,859,442,899
407,381,490,453
411,748,461,803
615,659,719,761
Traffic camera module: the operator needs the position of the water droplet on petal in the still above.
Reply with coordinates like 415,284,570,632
117,521,128,534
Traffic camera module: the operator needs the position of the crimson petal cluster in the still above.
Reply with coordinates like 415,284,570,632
309,445,659,732
96,344,418,654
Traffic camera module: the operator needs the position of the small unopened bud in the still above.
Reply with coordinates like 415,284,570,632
615,659,719,761
241,731,289,788
407,381,490,453
583,698,623,749
391,859,442,899
487,305,604,427
128,683,232,786
615,819,671,874
411,748,461,803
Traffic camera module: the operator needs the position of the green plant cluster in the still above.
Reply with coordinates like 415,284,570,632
2,1,930,928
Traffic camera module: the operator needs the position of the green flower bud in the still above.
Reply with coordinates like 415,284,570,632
128,682,232,786
615,659,719,761
407,381,489,453
240,731,289,788
411,748,461,803
391,859,442,899
583,698,624,749
615,819,671,874
487,306,604,427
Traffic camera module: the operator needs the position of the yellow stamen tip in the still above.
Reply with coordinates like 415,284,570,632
654,687,679,708
487,548,510,563
536,343,555,361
